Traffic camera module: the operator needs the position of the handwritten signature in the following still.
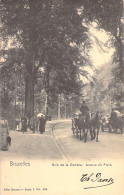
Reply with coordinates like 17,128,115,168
80,173,114,189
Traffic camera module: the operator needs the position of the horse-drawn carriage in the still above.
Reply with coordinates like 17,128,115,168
101,111,124,134
72,111,102,142
72,109,124,143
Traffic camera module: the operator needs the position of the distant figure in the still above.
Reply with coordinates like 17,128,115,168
30,114,38,133
15,118,20,131
110,108,117,130
0,113,11,151
21,113,28,133
38,115,46,134
80,101,89,117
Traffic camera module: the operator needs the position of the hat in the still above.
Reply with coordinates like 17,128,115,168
37,113,44,118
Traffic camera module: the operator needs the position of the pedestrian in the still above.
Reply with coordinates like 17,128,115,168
15,118,20,131
21,113,28,133
38,115,46,134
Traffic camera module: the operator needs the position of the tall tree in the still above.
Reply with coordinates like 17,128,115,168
1,0,91,118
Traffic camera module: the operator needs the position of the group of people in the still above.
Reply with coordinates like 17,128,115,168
18,113,47,134
0,112,47,151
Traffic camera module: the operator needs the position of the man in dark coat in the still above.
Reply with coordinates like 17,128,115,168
80,101,89,117
110,109,117,120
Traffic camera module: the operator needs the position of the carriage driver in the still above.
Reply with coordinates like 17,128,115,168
80,101,89,117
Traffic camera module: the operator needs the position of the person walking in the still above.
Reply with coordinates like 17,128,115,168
38,115,46,134
21,113,28,133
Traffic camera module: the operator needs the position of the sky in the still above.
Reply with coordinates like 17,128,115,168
89,26,114,68
80,25,115,83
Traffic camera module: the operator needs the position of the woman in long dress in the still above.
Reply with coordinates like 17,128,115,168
38,115,46,134
21,114,28,133
0,114,10,151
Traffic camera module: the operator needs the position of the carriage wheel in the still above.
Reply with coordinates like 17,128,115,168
72,127,75,135
109,125,112,133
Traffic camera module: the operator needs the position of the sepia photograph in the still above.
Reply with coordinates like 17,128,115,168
0,0,124,195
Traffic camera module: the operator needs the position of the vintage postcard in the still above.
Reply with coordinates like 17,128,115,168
0,1,124,195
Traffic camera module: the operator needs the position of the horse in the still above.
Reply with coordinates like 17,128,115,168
77,112,91,142
89,112,96,140
72,113,80,138
90,111,102,142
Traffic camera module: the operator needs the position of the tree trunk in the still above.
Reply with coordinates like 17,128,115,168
58,94,61,120
25,57,35,119
121,0,124,108
118,37,124,81
65,104,67,119
14,91,16,130
45,92,49,116
25,73,34,119
45,65,49,117
21,100,24,115
24,1,37,119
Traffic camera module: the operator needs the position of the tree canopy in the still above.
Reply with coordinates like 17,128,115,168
0,0,91,118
